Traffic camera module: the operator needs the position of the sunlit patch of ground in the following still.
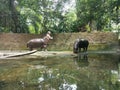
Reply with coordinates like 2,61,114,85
0,49,119,59
31,51,75,57
0,50,76,59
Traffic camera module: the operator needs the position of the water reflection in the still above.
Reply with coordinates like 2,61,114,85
59,79,77,90
0,53,120,90
74,53,120,90
73,53,89,68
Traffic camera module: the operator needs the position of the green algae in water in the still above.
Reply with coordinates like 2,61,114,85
0,54,120,90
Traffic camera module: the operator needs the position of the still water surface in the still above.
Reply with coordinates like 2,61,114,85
0,53,120,90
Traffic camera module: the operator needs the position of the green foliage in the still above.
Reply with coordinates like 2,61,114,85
0,0,119,33
18,0,74,33
76,0,120,32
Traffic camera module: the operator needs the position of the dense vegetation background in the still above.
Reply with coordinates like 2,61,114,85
0,0,119,34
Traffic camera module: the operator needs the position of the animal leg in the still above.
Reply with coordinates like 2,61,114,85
84,48,86,52
41,44,47,51
28,46,33,51
30,47,33,51
86,47,88,51
78,48,81,53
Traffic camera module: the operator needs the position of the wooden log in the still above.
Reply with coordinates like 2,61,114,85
0,50,37,59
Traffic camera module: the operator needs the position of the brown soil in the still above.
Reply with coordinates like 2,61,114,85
0,32,118,50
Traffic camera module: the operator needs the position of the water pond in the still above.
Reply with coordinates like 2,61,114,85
0,51,120,90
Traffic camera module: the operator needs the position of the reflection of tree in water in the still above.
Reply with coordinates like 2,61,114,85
73,53,89,67
73,53,120,90
88,54,119,70
0,54,120,90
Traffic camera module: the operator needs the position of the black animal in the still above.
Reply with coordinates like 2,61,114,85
73,38,89,53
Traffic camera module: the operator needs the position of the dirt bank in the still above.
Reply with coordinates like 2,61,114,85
0,32,118,50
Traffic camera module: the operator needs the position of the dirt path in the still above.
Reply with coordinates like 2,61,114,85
0,50,76,59
31,51,75,57
0,50,119,59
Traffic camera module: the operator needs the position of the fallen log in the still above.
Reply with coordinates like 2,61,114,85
0,50,37,59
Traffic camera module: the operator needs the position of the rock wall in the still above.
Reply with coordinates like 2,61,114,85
0,32,118,50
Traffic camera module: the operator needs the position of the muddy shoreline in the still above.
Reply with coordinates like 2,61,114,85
0,50,76,59
0,50,119,59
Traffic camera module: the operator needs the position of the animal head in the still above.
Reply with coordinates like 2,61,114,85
73,39,79,53
47,31,51,34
